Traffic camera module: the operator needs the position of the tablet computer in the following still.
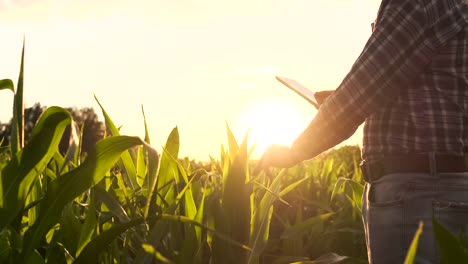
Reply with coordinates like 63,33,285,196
275,76,319,109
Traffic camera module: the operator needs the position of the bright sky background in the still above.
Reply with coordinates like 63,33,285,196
0,0,381,161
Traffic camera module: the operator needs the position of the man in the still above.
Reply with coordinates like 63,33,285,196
256,0,468,263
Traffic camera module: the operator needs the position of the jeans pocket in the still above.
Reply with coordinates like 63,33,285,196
368,180,407,207
366,181,407,263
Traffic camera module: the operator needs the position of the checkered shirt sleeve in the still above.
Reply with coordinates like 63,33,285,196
291,0,468,161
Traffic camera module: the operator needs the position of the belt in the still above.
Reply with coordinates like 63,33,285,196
360,154,468,183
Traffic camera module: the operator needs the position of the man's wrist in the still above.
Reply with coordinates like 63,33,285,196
290,145,307,164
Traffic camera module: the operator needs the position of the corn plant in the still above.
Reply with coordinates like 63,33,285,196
0,41,367,264
5,40,466,264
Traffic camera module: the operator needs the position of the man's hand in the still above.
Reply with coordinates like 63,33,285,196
253,89,334,175
254,145,301,175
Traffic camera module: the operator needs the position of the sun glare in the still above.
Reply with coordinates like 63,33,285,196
236,98,311,159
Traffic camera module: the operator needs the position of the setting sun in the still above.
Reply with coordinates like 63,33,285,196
235,97,313,158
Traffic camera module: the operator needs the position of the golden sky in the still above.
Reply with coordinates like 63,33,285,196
0,0,381,161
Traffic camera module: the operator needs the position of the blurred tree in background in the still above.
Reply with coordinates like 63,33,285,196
0,103,105,155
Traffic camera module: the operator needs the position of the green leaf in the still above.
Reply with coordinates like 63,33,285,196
404,221,423,264
433,217,468,264
291,253,348,264
146,127,178,217
0,79,14,93
11,38,25,154
160,213,252,252
225,122,239,163
213,127,250,264
137,146,148,187
141,244,174,264
141,105,151,144
27,250,45,264
61,121,81,172
193,185,206,246
95,95,139,189
281,213,335,239
59,203,82,256
249,169,289,264
26,179,42,227
94,186,130,223
21,136,149,261
0,227,22,262
134,219,171,264
76,193,98,256
0,107,71,229
74,218,145,264
136,105,154,187
279,176,309,197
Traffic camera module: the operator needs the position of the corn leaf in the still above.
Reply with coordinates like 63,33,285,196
94,186,130,223
74,217,145,264
141,105,151,144
95,95,139,189
134,219,171,264
213,128,250,264
11,39,25,154
61,121,81,171
279,176,310,197
281,213,335,239
137,146,148,187
26,179,42,227
0,79,14,93
141,244,174,264
21,136,149,261
225,122,239,163
160,214,252,252
136,105,151,187
404,221,423,264
76,192,98,256
433,217,468,263
0,107,71,229
291,253,348,264
249,169,288,264
146,127,178,217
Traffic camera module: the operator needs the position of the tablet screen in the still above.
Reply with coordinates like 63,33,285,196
275,76,319,109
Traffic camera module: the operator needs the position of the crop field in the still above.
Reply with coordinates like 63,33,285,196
0,44,466,264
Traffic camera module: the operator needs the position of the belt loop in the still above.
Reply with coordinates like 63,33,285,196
429,152,437,177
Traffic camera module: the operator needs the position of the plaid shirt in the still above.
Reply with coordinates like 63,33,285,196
292,0,468,162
